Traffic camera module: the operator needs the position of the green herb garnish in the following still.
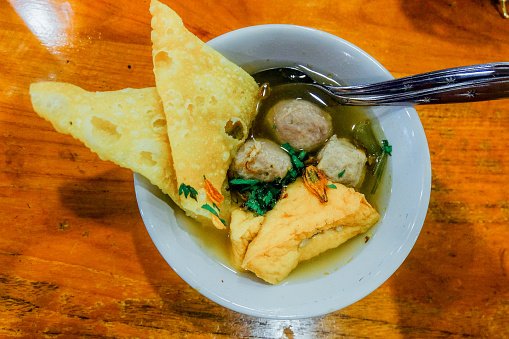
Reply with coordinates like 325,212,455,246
245,182,280,215
229,178,281,215
337,169,346,178
280,143,306,185
229,178,260,190
179,183,198,201
382,140,392,156
326,184,337,189
201,203,226,226
230,143,307,215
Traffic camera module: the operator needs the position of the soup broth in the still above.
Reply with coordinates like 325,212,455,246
178,67,391,283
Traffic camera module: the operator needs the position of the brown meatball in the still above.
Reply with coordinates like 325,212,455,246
230,138,292,182
317,135,367,188
266,99,333,152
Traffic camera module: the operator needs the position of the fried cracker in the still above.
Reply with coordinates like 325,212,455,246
29,82,180,204
150,0,259,224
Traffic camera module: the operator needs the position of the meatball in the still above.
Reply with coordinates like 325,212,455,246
317,135,367,188
266,99,332,152
231,138,292,182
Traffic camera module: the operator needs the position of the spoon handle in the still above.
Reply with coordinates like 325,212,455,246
329,76,509,105
325,63,509,105
331,63,509,95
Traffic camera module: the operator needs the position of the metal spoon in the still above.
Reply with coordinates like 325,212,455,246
251,63,509,106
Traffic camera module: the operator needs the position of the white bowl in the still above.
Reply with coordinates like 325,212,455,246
134,24,431,319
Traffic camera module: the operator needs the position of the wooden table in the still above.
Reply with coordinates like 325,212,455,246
1,0,508,337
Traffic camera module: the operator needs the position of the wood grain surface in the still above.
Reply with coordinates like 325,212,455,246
1,0,508,337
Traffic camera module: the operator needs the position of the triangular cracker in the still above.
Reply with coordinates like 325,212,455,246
29,82,180,204
150,0,260,225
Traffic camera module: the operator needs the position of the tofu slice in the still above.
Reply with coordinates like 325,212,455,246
229,208,265,270
242,178,380,284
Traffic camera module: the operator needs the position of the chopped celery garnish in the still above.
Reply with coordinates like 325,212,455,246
352,121,391,194
352,121,382,156
371,152,388,194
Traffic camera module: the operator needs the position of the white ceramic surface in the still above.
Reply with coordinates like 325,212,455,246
134,24,431,319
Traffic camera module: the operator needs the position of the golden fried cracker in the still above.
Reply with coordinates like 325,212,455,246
29,82,179,204
150,0,259,225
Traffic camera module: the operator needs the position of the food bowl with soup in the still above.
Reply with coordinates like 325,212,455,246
134,24,431,319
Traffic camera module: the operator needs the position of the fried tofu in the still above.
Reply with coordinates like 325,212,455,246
241,178,380,284
229,208,265,270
